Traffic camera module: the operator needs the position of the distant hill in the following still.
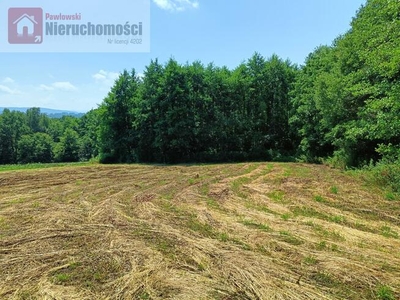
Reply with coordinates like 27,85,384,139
0,107,85,118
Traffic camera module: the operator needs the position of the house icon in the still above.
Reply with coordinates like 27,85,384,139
13,14,38,36
8,8,43,44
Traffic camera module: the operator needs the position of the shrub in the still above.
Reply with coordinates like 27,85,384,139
371,162,400,193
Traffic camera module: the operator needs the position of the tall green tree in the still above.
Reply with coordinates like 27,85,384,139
0,109,29,164
264,55,297,154
26,107,47,133
99,69,140,163
156,59,195,163
18,133,53,163
290,46,337,161
54,128,80,162
136,59,165,162
77,109,101,161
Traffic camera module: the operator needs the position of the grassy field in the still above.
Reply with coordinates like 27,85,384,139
0,162,399,299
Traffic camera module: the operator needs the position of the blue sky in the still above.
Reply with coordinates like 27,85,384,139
0,0,366,112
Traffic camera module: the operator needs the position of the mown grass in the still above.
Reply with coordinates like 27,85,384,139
0,162,399,299
0,162,92,172
240,219,272,232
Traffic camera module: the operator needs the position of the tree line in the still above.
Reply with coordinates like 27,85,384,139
0,107,99,164
98,54,297,163
1,0,399,177
291,0,400,168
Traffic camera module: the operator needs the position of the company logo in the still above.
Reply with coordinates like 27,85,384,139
2,1,150,53
8,7,43,44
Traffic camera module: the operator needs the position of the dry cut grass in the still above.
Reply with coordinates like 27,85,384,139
0,162,399,299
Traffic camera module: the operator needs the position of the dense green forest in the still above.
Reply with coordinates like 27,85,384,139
0,107,99,164
1,0,399,188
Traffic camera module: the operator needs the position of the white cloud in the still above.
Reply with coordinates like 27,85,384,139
38,82,77,92
153,0,199,12
153,0,174,10
93,73,106,81
39,84,54,91
2,77,15,84
0,78,20,94
92,70,120,88
52,81,77,91
0,84,20,95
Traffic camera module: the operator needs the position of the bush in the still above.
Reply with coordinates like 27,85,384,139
324,150,349,170
371,162,400,193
